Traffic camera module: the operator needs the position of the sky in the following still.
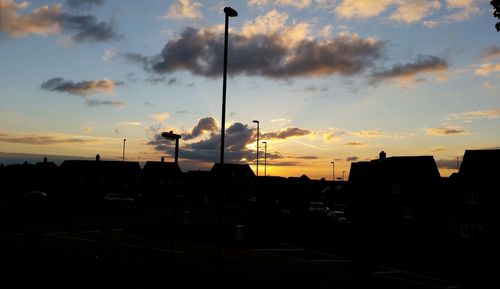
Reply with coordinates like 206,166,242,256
1,0,499,179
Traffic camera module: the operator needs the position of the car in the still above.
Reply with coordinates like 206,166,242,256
103,193,135,203
327,210,348,223
24,190,47,200
309,201,328,214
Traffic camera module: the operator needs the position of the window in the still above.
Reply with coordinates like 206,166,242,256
460,219,481,238
465,191,479,205
391,183,400,195
402,205,412,218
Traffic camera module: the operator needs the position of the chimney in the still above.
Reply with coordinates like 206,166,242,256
43,156,47,163
379,151,386,160
161,156,165,163
96,154,100,162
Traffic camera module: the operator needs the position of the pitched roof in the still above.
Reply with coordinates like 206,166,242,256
210,163,255,178
459,149,500,176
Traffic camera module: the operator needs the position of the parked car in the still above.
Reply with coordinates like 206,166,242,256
309,201,329,214
23,190,47,200
103,193,135,203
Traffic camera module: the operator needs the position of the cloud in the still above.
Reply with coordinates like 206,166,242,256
481,46,500,60
346,156,359,161
426,126,471,135
162,0,202,20
151,112,170,122
350,129,382,137
41,77,116,95
448,109,500,120
335,0,394,19
262,127,311,139
370,55,448,85
344,142,364,146
0,0,121,42
430,146,447,152
294,155,319,160
248,0,268,7
142,23,383,79
444,0,480,23
483,81,496,90
66,0,104,9
115,121,143,127
436,158,459,170
475,63,500,76
304,85,328,92
0,132,103,145
182,117,219,140
275,0,311,9
84,99,124,108
423,20,440,28
389,0,441,23
83,127,93,133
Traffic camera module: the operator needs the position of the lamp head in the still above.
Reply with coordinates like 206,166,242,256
252,120,259,123
224,7,238,17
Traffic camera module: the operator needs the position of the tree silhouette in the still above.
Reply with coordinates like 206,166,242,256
493,0,500,31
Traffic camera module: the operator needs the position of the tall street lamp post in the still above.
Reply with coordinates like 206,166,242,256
331,161,335,181
220,6,238,165
262,141,267,176
161,131,181,164
122,139,126,162
253,120,259,176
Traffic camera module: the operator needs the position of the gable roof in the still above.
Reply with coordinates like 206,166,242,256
210,163,255,178
459,149,500,177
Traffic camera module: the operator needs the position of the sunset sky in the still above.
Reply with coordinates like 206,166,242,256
1,0,499,179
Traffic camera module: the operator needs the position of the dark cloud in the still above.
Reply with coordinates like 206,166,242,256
66,0,104,9
426,127,471,135
85,99,124,108
144,101,154,107
41,77,116,95
344,142,364,146
130,26,383,79
262,127,311,139
176,110,192,114
481,46,500,60
346,156,359,161
148,121,256,164
182,117,219,140
436,159,459,170
370,55,448,83
60,14,122,42
0,0,120,42
294,156,319,160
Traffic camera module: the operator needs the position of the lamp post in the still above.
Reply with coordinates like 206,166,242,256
331,161,335,181
342,170,345,181
219,6,238,165
122,139,126,162
161,131,181,164
253,120,259,176
262,141,267,176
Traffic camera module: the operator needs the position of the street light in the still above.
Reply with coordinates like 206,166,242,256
331,161,335,181
219,6,238,165
342,170,345,181
253,120,259,176
122,139,126,162
161,131,181,164
262,141,267,176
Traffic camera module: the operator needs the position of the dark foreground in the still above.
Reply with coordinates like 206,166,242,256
0,199,473,288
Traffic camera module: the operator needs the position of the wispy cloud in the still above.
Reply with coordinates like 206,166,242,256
349,129,382,137
84,99,124,108
430,146,447,152
426,126,472,135
161,0,202,20
481,46,500,60
448,109,500,120
66,0,104,9
275,0,311,9
370,55,448,86
150,112,170,123
0,132,105,145
475,63,500,76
